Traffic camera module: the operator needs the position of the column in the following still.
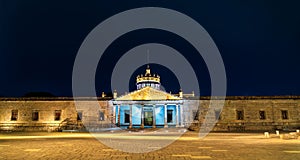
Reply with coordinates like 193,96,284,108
117,105,121,127
113,105,116,124
180,104,183,127
141,104,144,129
152,104,156,128
129,104,132,129
164,104,168,128
176,104,179,127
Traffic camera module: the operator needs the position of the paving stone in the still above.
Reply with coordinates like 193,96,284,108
0,131,300,160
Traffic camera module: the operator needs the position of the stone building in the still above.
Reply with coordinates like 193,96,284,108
0,66,299,132
190,96,300,131
112,65,184,129
0,97,111,131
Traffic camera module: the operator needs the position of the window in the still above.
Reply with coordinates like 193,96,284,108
167,110,173,123
281,110,288,119
32,111,39,121
236,110,244,120
259,111,266,120
11,110,18,121
77,111,82,121
124,110,130,123
54,110,61,121
215,109,221,120
192,110,199,120
99,111,105,121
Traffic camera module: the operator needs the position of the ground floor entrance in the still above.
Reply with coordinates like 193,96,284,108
112,101,183,128
144,111,153,126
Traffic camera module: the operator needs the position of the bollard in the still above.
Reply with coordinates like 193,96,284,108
264,132,270,138
276,130,279,136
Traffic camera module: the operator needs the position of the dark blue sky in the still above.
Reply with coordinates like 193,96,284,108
0,0,300,97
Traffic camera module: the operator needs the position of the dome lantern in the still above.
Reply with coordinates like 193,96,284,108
136,65,160,90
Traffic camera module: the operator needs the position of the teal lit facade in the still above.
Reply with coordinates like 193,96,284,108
112,66,184,128
114,104,182,128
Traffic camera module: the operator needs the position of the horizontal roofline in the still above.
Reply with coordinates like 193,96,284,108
0,97,112,101
187,95,300,100
1,95,300,101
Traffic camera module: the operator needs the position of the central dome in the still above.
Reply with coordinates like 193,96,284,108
136,65,160,90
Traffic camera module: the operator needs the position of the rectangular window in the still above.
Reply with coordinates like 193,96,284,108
236,110,244,120
124,110,130,123
167,110,173,123
99,111,105,121
32,111,39,121
77,111,82,121
281,110,288,119
54,110,61,121
192,110,199,120
215,109,221,120
11,110,18,121
259,111,266,120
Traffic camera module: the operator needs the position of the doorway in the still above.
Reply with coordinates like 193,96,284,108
144,111,153,126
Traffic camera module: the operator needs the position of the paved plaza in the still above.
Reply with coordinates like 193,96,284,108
0,129,300,160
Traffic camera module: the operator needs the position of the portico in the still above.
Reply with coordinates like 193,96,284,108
112,100,183,128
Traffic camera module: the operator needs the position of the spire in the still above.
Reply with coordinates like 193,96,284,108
147,49,150,65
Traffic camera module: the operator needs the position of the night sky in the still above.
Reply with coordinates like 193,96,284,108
0,1,300,97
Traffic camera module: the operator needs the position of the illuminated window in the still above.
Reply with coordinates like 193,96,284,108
32,111,39,121
281,110,288,119
77,111,82,121
259,111,266,120
54,110,61,121
124,110,130,123
11,110,18,121
167,110,173,123
99,111,105,121
236,110,244,120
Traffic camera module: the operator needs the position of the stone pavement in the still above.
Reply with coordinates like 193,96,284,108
0,130,300,160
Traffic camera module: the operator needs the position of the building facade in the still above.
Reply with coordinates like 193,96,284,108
1,97,300,132
112,87,183,129
0,66,299,132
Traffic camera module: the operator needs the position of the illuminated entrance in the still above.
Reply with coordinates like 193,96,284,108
144,107,153,126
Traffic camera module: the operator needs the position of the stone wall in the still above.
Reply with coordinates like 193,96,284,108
192,97,300,132
0,96,299,132
0,98,111,131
